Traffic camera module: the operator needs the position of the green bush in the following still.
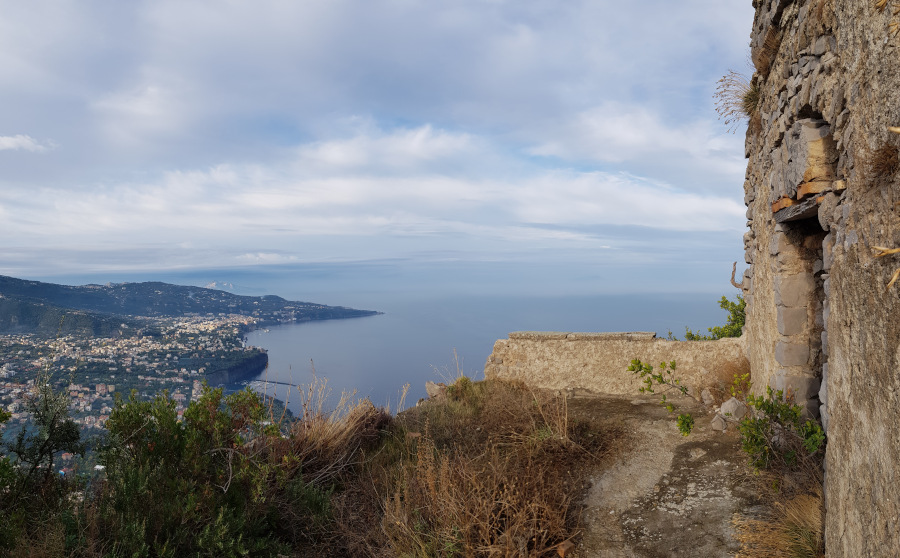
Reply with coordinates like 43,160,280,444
684,295,746,340
0,372,85,554
95,385,292,557
738,387,825,472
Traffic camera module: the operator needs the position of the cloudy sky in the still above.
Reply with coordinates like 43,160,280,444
0,0,755,296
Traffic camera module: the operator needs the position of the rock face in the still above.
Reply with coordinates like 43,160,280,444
742,0,900,554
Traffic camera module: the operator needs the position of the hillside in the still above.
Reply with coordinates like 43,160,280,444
0,275,378,336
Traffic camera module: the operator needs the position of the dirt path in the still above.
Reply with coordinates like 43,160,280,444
568,393,759,557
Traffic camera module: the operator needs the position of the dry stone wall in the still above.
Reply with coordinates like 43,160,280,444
743,0,900,554
484,332,746,397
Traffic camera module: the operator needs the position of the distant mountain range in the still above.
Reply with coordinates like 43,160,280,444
0,275,379,337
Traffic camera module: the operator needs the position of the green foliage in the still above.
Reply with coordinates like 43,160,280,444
676,414,695,436
628,359,694,436
93,384,296,556
684,295,746,341
731,372,752,400
446,375,475,402
741,80,761,119
0,372,85,553
738,387,825,471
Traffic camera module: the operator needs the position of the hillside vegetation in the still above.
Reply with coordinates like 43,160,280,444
0,375,620,557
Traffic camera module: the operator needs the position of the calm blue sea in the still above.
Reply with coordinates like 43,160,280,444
242,293,729,414
36,262,742,414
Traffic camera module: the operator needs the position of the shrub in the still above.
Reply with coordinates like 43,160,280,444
0,372,84,554
684,295,745,341
738,387,825,474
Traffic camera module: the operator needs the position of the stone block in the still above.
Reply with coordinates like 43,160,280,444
775,341,810,366
770,232,790,256
823,233,834,270
778,306,808,335
798,181,833,199
774,371,820,402
775,273,814,307
720,397,748,420
818,193,839,231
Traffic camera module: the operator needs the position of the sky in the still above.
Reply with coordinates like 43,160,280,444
0,0,757,298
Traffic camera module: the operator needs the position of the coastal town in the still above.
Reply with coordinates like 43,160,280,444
0,314,269,469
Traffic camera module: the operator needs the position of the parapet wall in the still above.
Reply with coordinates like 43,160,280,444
484,332,747,397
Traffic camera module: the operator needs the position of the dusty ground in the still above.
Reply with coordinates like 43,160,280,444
567,392,761,557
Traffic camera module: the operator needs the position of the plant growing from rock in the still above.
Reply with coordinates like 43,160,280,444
714,71,760,133
628,359,694,436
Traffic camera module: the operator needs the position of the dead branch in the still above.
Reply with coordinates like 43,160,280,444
730,262,743,289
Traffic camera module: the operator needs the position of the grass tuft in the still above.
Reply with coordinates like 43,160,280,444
715,71,761,134
734,490,824,558
867,143,900,180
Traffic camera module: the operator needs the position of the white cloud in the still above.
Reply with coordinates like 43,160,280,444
0,1,755,278
527,102,746,180
0,125,745,265
0,135,50,152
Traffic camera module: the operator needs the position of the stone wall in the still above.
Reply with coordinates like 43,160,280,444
484,332,747,397
742,0,900,554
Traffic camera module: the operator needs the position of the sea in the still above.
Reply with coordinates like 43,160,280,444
241,292,729,414
42,261,741,415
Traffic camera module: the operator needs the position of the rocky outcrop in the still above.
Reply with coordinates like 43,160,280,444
743,0,900,554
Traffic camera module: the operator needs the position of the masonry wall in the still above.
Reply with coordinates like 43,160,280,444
484,332,746,397
743,0,900,554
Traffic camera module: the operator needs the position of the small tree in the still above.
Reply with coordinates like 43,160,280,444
0,371,84,551
684,295,746,340
5,371,84,494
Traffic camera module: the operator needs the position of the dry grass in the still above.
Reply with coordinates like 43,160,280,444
275,377,392,487
876,0,900,35
734,490,824,558
715,71,760,134
867,143,900,180
752,28,781,77
322,378,621,557
383,433,571,557
703,357,752,405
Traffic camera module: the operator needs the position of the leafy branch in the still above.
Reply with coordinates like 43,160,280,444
628,359,694,435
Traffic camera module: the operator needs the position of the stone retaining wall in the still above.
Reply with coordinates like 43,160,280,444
484,332,747,397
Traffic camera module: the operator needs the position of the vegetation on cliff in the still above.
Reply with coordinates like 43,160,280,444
0,374,619,557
